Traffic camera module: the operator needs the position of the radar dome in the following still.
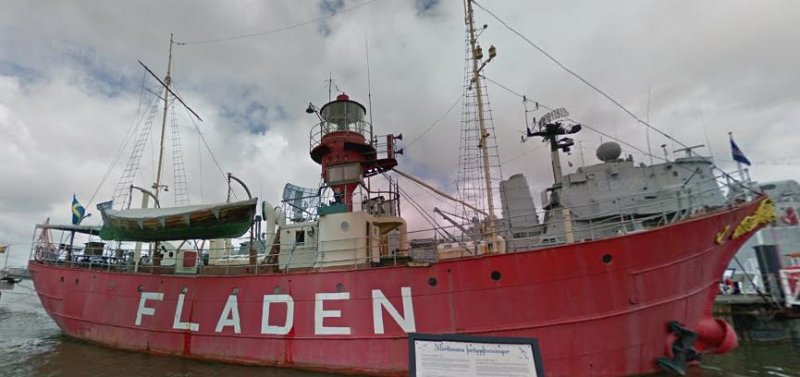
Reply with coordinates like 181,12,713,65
596,142,622,162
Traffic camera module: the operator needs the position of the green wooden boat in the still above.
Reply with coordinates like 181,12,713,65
98,198,257,241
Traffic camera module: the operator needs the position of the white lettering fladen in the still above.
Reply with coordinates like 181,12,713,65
372,287,416,334
315,292,351,335
172,291,200,331
135,292,164,326
261,294,294,335
215,294,241,333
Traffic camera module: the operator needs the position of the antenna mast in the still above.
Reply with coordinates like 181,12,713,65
365,34,374,142
327,72,334,102
154,34,174,200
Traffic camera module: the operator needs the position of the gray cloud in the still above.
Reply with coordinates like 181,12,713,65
1,0,799,266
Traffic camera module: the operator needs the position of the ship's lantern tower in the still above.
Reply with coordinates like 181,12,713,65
309,94,397,212
320,94,367,133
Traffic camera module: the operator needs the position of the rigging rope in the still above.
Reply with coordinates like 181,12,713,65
383,173,445,234
176,0,383,46
480,74,658,163
501,142,547,165
396,183,448,239
171,84,237,200
471,0,689,151
480,74,759,194
405,94,462,149
86,71,154,210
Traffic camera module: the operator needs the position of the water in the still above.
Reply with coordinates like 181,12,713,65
0,281,334,377
693,342,800,377
1,281,798,377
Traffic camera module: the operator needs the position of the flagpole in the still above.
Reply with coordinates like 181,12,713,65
730,132,765,247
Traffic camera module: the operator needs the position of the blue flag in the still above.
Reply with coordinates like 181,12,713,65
72,195,86,225
730,138,751,166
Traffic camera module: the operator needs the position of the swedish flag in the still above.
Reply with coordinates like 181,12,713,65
72,195,86,225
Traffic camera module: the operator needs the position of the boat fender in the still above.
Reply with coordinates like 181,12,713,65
693,317,738,355
656,317,738,375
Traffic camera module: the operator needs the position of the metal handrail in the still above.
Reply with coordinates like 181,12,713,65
29,167,755,275
309,120,372,152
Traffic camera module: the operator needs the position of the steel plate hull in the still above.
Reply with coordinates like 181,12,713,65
30,199,765,376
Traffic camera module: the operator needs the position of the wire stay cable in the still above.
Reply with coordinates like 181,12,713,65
405,94,462,149
177,0,383,46
471,0,689,151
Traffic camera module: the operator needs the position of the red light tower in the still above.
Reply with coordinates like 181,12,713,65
309,94,399,212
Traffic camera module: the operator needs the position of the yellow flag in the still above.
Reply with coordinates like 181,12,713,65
0,245,6,254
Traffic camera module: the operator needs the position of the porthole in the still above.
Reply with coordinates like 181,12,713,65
428,277,437,287
491,271,501,281
602,254,613,264
336,283,345,292
340,221,350,232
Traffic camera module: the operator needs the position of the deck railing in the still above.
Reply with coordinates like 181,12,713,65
308,120,371,153
30,168,755,275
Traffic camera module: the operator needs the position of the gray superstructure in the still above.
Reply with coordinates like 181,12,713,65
499,141,726,251
499,174,540,237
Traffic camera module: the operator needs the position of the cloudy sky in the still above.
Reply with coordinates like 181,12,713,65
2,0,799,265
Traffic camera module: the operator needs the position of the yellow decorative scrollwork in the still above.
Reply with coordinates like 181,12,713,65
731,198,777,240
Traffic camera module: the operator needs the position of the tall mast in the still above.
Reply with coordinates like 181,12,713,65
464,0,498,247
154,33,174,200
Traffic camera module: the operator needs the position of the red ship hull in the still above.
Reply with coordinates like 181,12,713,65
29,198,767,376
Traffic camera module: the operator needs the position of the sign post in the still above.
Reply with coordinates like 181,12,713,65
409,333,544,377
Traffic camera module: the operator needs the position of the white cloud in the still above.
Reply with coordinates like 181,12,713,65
1,0,799,266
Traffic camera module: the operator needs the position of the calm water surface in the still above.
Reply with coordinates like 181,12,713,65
1,281,797,377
